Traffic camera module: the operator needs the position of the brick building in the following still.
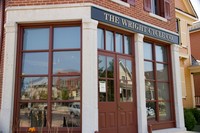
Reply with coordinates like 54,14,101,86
190,21,200,108
0,0,185,133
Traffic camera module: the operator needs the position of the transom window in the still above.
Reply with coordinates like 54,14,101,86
98,28,132,55
144,41,175,129
15,24,81,132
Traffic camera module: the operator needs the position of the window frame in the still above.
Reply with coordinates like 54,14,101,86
144,0,171,20
144,38,175,130
14,22,82,132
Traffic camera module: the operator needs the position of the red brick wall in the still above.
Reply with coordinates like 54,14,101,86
5,0,176,32
190,31,200,60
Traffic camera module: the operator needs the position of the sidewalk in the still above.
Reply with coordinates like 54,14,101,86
176,131,200,133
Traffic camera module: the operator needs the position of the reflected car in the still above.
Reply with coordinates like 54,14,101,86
68,102,80,117
146,107,155,116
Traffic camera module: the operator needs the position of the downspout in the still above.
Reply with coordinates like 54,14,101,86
0,0,5,63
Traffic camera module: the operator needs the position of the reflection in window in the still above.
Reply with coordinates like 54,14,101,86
119,58,133,102
116,33,123,53
52,77,80,100
20,103,47,127
146,102,156,121
21,77,48,100
106,31,114,51
107,57,114,78
22,53,48,75
98,28,104,49
156,63,168,81
17,25,81,130
54,27,80,49
158,83,169,100
98,56,106,78
145,81,155,100
124,36,131,55
52,102,80,127
159,102,171,120
143,42,152,60
97,28,132,55
53,51,80,74
23,28,49,50
107,80,114,101
144,42,172,124
156,45,167,62
144,61,154,79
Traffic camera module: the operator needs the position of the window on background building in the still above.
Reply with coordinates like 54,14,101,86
121,0,135,5
144,41,175,129
176,18,180,33
144,0,171,19
14,24,81,132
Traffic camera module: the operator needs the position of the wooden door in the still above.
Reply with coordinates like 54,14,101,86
98,54,137,133
117,56,136,133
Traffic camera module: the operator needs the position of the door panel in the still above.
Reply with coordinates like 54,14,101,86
117,56,136,133
98,54,136,133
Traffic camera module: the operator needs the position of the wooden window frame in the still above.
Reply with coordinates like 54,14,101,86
13,22,82,133
144,39,175,130
144,0,171,20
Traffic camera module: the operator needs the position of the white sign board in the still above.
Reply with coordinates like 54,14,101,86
99,81,106,92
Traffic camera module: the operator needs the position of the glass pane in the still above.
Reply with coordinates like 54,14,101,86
98,55,106,77
21,77,48,100
53,51,80,74
127,80,133,102
144,61,154,79
23,28,49,50
158,83,169,100
159,102,171,120
52,102,80,127
99,80,106,102
106,31,114,51
116,33,123,53
124,36,131,55
120,85,126,102
156,45,167,62
145,81,155,100
146,102,156,121
20,103,47,127
98,28,104,49
22,53,48,75
126,60,132,79
107,57,114,78
52,76,80,100
156,63,168,81
54,27,80,49
107,80,114,102
143,42,152,60
119,59,126,80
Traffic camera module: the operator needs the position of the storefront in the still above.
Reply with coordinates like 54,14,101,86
0,4,185,133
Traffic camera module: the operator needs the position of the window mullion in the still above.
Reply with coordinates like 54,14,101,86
47,26,53,126
153,43,159,122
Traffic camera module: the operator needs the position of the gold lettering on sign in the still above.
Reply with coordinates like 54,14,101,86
104,13,120,24
103,12,175,42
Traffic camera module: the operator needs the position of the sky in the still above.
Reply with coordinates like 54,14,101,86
191,0,200,20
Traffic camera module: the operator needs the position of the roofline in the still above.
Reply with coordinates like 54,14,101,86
175,8,198,21
188,0,199,19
